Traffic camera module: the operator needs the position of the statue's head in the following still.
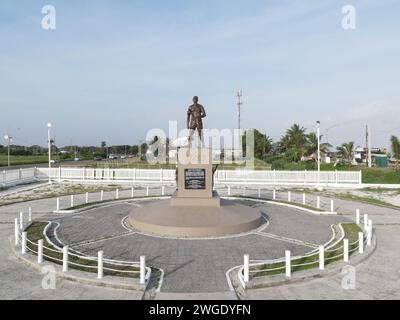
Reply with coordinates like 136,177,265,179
193,96,199,104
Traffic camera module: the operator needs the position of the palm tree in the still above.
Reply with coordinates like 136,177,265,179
306,132,332,161
336,141,355,162
391,135,400,159
279,124,307,159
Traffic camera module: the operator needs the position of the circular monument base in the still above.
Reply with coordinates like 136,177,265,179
127,199,264,237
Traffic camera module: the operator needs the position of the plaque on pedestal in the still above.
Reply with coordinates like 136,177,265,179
171,147,220,207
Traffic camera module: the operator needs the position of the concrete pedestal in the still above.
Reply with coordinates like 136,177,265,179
127,199,264,237
127,147,263,238
171,147,220,207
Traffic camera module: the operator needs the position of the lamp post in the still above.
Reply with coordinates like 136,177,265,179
47,123,52,184
3,135,12,167
316,121,321,187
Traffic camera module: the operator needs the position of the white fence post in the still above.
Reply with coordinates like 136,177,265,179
56,198,60,211
70,195,74,207
258,188,261,198
243,254,249,283
228,186,231,196
100,190,104,201
28,207,32,222
242,186,246,197
363,214,368,231
317,196,320,209
131,187,134,198
273,189,276,200
19,212,23,230
38,240,43,264
86,192,89,204
302,193,306,205
140,255,146,285
356,209,360,224
146,186,149,196
162,186,165,196
98,251,103,279
288,191,291,202
343,239,349,262
330,200,334,213
285,250,291,277
358,232,364,254
319,245,324,270
367,220,373,246
14,218,19,245
21,232,27,254
63,246,69,272
116,188,119,200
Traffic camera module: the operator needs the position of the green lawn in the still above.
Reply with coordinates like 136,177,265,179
0,154,49,167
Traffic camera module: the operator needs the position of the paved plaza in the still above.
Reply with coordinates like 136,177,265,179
0,186,399,299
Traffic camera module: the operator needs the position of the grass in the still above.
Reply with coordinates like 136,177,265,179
24,221,140,278
0,154,50,167
361,167,400,184
251,223,362,278
361,187,400,194
338,193,400,210
286,188,400,210
0,184,124,207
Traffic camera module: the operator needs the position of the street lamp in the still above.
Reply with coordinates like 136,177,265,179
3,135,12,167
47,123,52,184
316,121,321,187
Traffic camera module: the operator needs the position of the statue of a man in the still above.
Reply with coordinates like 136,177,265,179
187,96,206,148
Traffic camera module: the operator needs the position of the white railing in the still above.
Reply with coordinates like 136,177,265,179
33,167,362,186
16,224,151,285
1,167,37,187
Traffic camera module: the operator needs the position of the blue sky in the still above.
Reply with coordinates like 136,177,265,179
0,0,399,149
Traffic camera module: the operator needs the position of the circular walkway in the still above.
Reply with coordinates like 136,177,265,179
41,198,349,292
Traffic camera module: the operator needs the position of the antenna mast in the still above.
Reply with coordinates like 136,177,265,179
236,90,243,133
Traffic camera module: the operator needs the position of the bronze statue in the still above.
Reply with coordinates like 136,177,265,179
187,96,206,148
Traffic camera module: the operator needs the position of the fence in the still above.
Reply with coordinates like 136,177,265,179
30,167,361,186
1,167,37,187
240,212,374,288
15,220,150,285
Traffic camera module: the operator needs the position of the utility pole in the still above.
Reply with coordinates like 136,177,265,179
236,90,243,160
3,135,12,167
47,123,52,184
316,121,321,187
366,125,372,168
236,90,243,133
